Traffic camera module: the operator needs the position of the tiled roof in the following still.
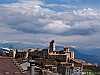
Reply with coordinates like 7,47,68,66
51,50,61,52
74,63,82,67
71,58,84,63
60,62,72,64
17,50,28,52
83,64,97,66
0,57,29,75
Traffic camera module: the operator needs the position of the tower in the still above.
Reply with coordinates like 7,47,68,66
49,39,56,52
64,46,70,52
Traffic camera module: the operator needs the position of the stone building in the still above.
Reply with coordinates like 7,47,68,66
57,62,74,75
28,48,49,59
9,40,74,62
9,50,28,59
49,40,74,62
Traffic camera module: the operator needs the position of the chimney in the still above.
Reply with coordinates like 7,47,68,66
29,60,36,75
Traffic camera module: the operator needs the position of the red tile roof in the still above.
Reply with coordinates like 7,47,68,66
60,62,72,64
18,50,28,52
0,57,29,75
70,58,84,63
74,63,82,67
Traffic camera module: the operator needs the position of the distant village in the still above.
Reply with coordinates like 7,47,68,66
0,40,100,75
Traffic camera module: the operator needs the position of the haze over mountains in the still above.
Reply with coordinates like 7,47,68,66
0,41,100,65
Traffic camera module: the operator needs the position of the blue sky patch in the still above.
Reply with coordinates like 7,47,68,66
41,0,100,11
0,0,18,4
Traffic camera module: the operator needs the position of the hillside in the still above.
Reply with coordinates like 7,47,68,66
69,47,100,65
56,46,100,65
79,49,100,56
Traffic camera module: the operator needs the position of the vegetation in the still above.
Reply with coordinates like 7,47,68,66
35,58,57,67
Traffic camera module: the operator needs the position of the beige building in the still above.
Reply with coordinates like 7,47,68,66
49,40,74,62
29,48,49,59
9,50,28,59
57,62,74,75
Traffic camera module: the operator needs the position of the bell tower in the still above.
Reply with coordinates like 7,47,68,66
49,39,56,52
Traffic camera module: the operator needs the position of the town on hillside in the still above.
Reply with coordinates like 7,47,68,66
0,40,100,75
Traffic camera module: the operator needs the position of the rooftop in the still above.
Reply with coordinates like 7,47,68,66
60,62,72,64
70,58,85,63
17,50,28,52
0,57,29,75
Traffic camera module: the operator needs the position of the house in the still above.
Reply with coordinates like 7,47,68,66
57,62,74,75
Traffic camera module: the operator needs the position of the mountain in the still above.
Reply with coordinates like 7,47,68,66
0,41,48,50
56,46,100,65
69,47,100,65
0,41,48,54
79,49,100,56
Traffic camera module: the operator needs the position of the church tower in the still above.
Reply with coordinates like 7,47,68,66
49,39,56,52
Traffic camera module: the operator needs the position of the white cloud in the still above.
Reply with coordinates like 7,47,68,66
44,21,70,33
19,0,43,5
61,0,81,2
45,4,76,9
1,1,99,35
73,8,99,16
0,0,100,50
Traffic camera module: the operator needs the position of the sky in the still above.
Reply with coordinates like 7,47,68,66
0,0,100,50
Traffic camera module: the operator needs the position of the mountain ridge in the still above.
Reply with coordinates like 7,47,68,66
79,49,100,56
56,46,100,65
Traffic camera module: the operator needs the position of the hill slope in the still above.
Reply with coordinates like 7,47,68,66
69,47,100,65
79,49,100,56
56,46,100,65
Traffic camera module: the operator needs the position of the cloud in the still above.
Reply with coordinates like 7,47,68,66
73,8,99,16
0,0,100,50
44,21,70,34
45,4,76,9
61,0,81,2
0,0,100,35
0,1,100,36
